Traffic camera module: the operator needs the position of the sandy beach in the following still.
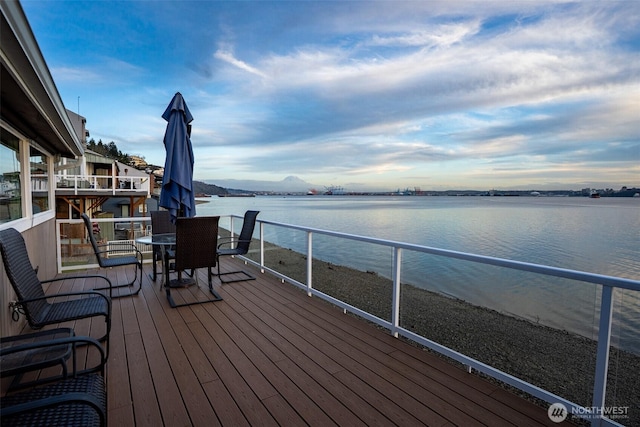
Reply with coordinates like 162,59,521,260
239,241,639,425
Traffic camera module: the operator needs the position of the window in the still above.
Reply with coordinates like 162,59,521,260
0,126,55,225
30,146,49,213
0,128,22,223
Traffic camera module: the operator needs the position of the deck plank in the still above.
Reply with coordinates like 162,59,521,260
133,280,191,426
189,319,278,426
124,332,163,426
232,279,455,425
195,301,346,426
218,284,396,425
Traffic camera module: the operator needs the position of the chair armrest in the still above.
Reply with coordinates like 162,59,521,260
217,238,251,249
41,274,113,288
1,335,104,360
0,392,106,426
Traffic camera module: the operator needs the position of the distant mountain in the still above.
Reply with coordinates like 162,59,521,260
205,176,318,193
193,180,227,196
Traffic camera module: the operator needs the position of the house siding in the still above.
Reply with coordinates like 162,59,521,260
0,220,57,337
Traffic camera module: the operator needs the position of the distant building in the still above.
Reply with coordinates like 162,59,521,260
129,155,148,168
54,147,153,220
67,109,89,144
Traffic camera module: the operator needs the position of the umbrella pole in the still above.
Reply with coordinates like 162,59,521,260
177,202,183,281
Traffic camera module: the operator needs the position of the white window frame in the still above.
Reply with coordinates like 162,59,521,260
0,122,56,233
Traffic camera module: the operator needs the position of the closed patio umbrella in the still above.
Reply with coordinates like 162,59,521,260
159,92,195,223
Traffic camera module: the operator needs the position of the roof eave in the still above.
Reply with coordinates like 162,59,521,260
0,1,83,158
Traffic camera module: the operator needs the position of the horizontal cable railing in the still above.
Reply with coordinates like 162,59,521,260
57,214,639,426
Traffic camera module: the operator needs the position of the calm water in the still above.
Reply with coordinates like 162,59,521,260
197,195,640,353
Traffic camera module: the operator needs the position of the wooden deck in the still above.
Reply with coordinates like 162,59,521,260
3,257,572,426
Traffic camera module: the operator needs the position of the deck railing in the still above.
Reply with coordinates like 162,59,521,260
56,214,639,427
54,173,151,195
56,217,152,272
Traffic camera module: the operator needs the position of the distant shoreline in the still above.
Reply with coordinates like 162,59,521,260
199,192,640,197
193,179,640,198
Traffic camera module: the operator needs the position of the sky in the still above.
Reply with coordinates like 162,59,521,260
21,0,640,192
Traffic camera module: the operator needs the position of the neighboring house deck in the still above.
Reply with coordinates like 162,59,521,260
2,257,569,426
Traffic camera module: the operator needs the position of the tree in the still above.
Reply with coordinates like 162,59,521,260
86,138,131,164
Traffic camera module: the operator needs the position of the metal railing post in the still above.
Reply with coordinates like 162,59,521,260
306,231,313,296
229,216,235,247
260,222,264,273
55,222,63,273
591,285,614,427
391,247,402,338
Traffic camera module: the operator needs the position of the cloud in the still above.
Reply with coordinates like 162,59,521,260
27,0,639,190
50,66,103,83
51,57,145,87
367,20,481,48
214,46,268,79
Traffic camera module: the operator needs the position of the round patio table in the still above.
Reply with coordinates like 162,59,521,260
136,233,195,292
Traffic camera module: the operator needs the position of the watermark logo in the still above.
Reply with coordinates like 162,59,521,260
548,403,630,423
548,403,568,423
572,406,629,421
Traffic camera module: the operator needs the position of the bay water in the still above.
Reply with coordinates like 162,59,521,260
197,195,639,353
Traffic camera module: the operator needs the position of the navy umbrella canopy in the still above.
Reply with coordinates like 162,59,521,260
159,92,196,223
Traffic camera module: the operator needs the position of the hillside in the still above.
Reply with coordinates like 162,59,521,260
205,175,318,193
193,181,227,196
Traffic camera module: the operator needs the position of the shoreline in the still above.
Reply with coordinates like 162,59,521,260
240,241,639,425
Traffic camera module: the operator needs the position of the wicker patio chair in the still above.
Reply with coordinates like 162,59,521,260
150,210,175,282
0,335,107,427
166,216,222,307
81,213,142,298
216,210,259,283
0,228,112,344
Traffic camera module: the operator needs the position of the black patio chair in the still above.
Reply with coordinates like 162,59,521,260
81,213,142,298
0,228,112,344
216,210,259,283
150,210,175,282
166,216,222,308
0,335,107,426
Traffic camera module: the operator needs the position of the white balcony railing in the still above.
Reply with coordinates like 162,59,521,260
54,173,151,196
56,214,640,427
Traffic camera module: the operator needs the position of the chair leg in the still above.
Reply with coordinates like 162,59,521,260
151,254,158,281
93,261,142,298
150,251,168,282
165,267,222,308
118,261,142,297
216,255,256,284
